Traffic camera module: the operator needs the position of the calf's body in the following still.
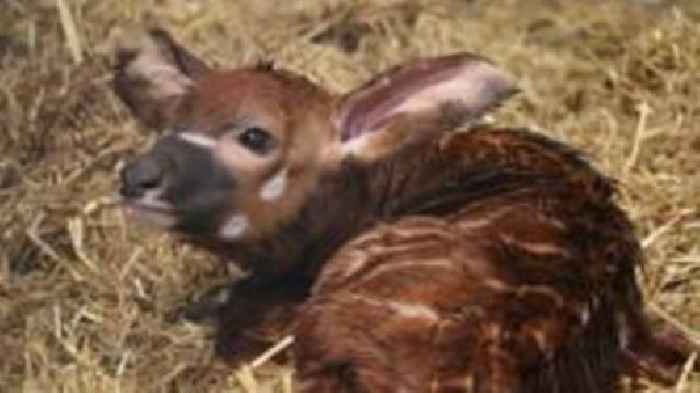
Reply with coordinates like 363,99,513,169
298,131,635,393
114,29,696,392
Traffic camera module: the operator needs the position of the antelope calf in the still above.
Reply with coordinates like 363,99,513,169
114,29,696,392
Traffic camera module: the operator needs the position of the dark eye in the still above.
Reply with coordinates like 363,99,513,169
238,127,275,154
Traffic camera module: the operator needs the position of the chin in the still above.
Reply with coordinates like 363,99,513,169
122,203,178,229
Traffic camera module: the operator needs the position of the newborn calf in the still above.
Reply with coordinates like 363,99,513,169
114,29,696,392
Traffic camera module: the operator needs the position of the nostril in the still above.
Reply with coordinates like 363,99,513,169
139,176,161,189
120,157,165,198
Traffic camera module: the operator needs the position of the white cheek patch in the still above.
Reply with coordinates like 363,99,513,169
178,132,218,149
259,167,288,202
218,214,249,240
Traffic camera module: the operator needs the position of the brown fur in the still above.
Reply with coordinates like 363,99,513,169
114,29,697,392
293,129,698,392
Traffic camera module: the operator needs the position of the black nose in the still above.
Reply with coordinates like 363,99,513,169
120,156,165,198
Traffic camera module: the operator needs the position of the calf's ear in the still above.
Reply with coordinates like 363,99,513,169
113,28,211,129
330,53,517,163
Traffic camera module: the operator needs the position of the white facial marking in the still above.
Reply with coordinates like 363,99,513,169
260,168,288,202
178,132,217,149
219,214,249,240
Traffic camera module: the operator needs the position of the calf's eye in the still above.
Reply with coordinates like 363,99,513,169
238,127,275,155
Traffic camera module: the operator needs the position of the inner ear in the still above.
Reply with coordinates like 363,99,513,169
113,28,211,129
146,28,210,79
332,53,517,161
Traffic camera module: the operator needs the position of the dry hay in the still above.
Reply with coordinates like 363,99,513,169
0,0,699,392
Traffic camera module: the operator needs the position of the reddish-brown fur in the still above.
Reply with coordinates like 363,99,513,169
114,29,697,392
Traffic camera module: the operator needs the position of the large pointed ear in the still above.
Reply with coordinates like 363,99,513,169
331,53,517,162
113,28,211,129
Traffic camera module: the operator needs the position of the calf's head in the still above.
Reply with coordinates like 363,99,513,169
115,29,516,244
